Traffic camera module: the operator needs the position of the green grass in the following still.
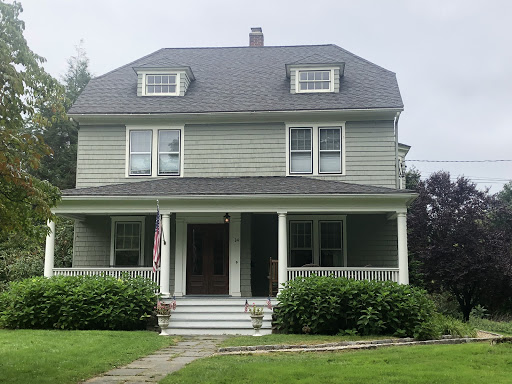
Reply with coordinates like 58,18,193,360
220,334,392,348
161,342,512,384
0,329,177,384
470,318,512,336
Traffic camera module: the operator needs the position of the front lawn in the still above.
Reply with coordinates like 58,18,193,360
220,334,392,348
0,329,177,384
161,342,512,384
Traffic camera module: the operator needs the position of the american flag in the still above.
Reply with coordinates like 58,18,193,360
172,296,177,310
244,299,249,312
266,297,272,310
152,201,161,273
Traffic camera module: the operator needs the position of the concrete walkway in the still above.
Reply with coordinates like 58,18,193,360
86,335,227,384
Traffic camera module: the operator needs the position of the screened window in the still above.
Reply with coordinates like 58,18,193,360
320,221,343,267
114,222,142,266
290,221,313,267
290,128,312,173
319,127,341,173
146,74,177,95
158,130,180,175
298,70,331,92
129,130,152,175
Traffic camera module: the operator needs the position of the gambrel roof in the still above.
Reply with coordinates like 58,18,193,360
69,44,403,115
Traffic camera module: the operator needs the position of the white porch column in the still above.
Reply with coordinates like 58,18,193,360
397,212,409,284
229,213,242,297
277,211,288,293
174,217,185,296
44,220,56,277
160,213,171,296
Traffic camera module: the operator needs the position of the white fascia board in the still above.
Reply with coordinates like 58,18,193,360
54,193,417,215
69,108,403,125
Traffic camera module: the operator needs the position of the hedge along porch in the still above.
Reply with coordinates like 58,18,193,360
44,177,416,297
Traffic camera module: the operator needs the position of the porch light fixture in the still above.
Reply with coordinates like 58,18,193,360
223,213,231,224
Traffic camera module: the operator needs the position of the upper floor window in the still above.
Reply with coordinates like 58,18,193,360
298,70,331,92
129,131,152,176
127,126,183,177
146,74,178,95
287,123,345,176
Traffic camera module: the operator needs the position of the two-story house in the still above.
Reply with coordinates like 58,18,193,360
43,28,415,334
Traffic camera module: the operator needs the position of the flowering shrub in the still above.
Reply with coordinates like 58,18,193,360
155,301,175,315
0,275,157,330
274,275,436,338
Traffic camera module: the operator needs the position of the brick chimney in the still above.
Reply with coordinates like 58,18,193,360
249,27,264,47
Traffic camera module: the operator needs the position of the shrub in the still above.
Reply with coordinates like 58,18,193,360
274,275,436,338
0,275,157,330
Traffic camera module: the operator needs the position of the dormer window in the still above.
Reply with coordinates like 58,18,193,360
145,74,178,95
298,70,332,92
286,60,344,94
133,65,195,97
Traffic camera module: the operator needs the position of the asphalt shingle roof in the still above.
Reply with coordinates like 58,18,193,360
62,177,410,197
69,45,403,115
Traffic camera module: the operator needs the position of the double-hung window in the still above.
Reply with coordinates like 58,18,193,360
158,130,180,175
319,127,341,173
298,70,331,92
127,126,183,177
289,128,312,173
287,124,345,175
111,217,145,267
145,74,178,96
289,216,346,267
290,221,313,267
129,131,152,175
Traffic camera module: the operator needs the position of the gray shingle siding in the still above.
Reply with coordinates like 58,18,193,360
73,217,111,266
75,120,397,189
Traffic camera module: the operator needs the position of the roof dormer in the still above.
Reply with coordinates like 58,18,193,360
286,55,345,94
133,64,195,97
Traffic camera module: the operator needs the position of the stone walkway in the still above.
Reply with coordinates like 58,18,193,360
86,335,227,383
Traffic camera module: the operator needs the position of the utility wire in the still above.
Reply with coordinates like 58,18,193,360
408,159,512,163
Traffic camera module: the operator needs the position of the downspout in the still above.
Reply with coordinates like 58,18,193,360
394,112,401,189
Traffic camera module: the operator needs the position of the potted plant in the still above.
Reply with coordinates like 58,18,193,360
248,303,265,336
155,299,176,335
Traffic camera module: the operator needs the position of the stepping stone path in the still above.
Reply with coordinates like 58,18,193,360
86,335,228,383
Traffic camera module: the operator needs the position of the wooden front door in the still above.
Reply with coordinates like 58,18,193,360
186,224,229,295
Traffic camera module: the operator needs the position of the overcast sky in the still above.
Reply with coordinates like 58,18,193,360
16,0,512,192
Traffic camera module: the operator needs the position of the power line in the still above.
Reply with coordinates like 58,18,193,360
408,159,512,163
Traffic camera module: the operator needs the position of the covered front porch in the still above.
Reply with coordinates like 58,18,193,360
45,177,415,297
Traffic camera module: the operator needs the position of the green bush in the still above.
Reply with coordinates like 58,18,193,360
0,275,157,330
274,275,436,338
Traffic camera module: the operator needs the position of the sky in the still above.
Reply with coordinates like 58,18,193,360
16,0,512,192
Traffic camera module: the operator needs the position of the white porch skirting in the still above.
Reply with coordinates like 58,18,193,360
287,267,399,282
52,268,161,287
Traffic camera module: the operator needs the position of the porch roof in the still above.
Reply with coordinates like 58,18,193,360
62,176,411,197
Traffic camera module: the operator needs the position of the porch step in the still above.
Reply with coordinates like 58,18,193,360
161,297,275,336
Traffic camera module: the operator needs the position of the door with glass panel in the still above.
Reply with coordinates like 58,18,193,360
186,224,229,295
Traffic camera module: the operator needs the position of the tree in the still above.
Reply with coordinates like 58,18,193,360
0,1,61,241
497,181,512,207
31,41,91,190
405,166,421,190
408,172,511,321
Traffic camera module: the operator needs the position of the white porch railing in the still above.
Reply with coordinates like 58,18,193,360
287,267,400,282
52,267,161,288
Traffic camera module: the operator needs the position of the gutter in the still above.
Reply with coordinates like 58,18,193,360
394,111,401,189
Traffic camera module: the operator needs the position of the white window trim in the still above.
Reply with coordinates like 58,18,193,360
129,130,152,176
125,125,185,178
295,67,335,93
319,126,342,174
158,129,181,176
140,70,181,96
110,216,146,267
289,127,313,174
288,215,347,267
285,122,346,176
